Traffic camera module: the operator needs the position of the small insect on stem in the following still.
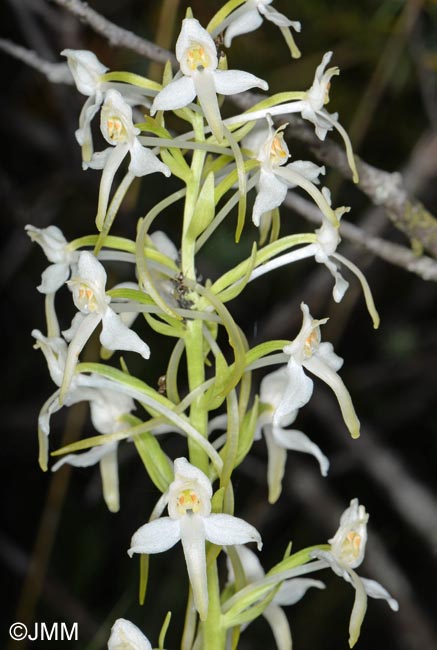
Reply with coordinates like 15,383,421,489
157,374,167,395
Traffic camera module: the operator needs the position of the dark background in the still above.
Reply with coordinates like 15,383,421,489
1,1,436,649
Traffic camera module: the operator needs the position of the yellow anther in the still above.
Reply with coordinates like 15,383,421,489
106,117,126,143
343,531,362,559
303,327,320,357
185,44,211,71
176,489,201,515
76,283,98,312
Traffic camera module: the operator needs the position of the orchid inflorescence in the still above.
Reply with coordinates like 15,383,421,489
28,2,398,649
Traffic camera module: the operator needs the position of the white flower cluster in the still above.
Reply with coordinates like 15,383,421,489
26,3,398,650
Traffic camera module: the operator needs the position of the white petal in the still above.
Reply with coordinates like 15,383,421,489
304,355,360,439
100,445,120,512
317,341,344,372
128,139,170,178
213,69,268,95
274,358,314,424
260,4,297,28
262,603,292,650
25,224,69,262
95,143,130,228
274,578,325,606
38,263,70,294
32,330,68,386
310,548,346,579
61,312,102,398
100,308,151,359
76,250,107,292
264,427,287,503
301,105,334,140
173,457,213,496
286,160,325,186
90,390,135,434
360,577,399,611
272,425,330,477
128,517,181,556
204,513,262,550
76,95,102,159
260,367,298,427
52,442,115,470
83,147,112,170
61,49,108,96
150,231,179,261
62,312,86,342
348,569,368,648
179,514,209,620
314,250,349,303
224,10,263,47
231,545,265,583
193,68,223,141
283,302,321,361
151,76,196,113
176,18,218,73
108,618,152,650
252,169,288,227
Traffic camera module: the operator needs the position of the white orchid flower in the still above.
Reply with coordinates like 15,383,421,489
227,546,324,650
280,303,360,439
258,367,329,503
300,52,358,181
245,116,325,226
52,389,135,512
60,251,150,400
32,330,114,471
248,185,380,324
87,89,170,229
226,52,358,181
128,457,262,620
150,18,268,142
300,52,340,140
249,184,349,302
108,618,152,650
222,0,301,58
25,225,77,294
61,49,109,162
311,500,399,647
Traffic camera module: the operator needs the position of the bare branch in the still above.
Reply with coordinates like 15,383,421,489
283,116,437,259
284,191,437,282
50,0,177,67
0,37,73,84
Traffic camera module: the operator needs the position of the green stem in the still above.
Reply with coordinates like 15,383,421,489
185,319,208,474
202,560,226,650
